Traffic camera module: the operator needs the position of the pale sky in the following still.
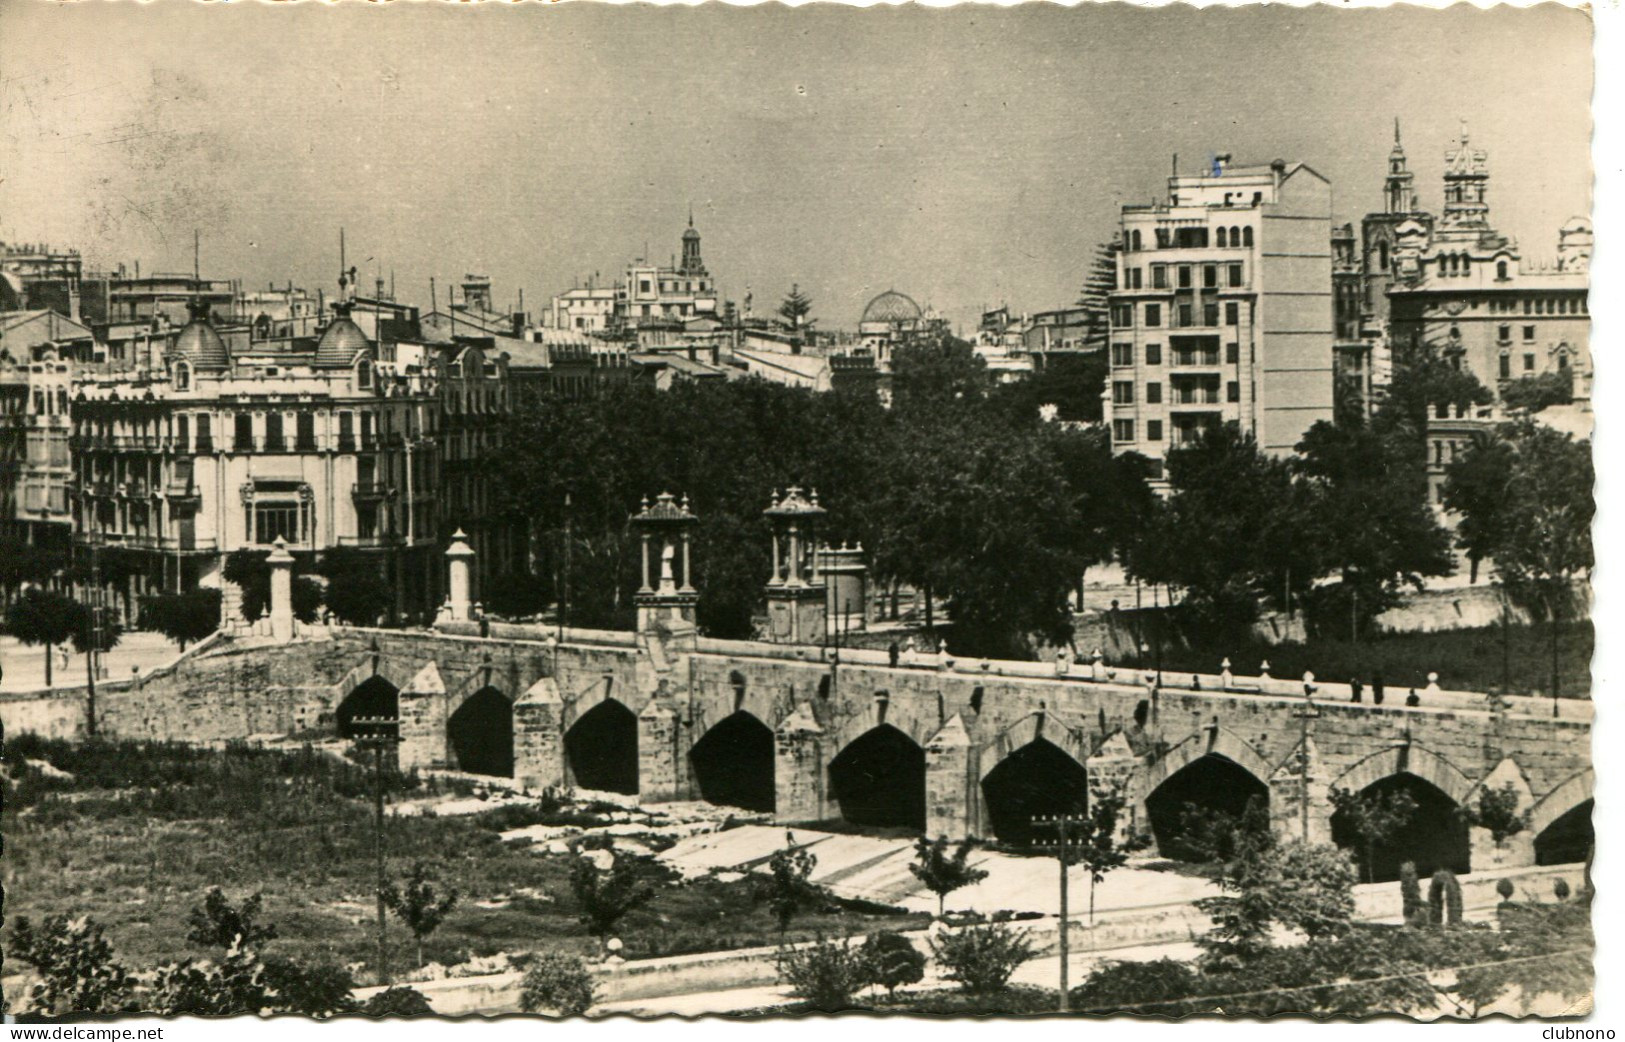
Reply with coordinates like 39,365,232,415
0,1,1593,332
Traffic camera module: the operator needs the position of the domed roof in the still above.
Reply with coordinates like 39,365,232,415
862,289,922,325
1561,216,1593,235
314,303,372,368
173,301,229,370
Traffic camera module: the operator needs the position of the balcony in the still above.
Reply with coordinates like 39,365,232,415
352,481,393,501
337,435,357,453
338,533,402,548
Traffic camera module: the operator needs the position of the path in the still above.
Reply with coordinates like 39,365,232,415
0,630,184,694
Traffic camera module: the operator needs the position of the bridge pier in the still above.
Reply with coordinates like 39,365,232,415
398,661,449,772
1269,736,1333,846
1468,757,1538,872
638,688,689,803
514,677,566,793
774,705,826,822
924,715,974,838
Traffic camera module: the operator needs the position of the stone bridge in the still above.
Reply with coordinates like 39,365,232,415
1,616,1592,882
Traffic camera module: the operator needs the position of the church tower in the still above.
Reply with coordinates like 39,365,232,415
679,210,707,277
1441,120,1491,229
1385,118,1416,215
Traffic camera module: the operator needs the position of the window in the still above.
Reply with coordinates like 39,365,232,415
296,413,316,451
1203,303,1220,327
1498,324,1511,342
1152,265,1168,289
174,362,191,391
1242,227,1254,247
234,413,254,452
175,414,189,452
1225,302,1240,326
1227,381,1240,403
1146,382,1162,404
1226,342,1240,364
197,414,212,451
1203,265,1218,289
1111,304,1134,327
1127,268,1143,290
1131,230,1143,251
1178,266,1193,289
1111,343,1134,367
356,360,373,390
1145,343,1162,365
1147,420,1163,442
1155,228,1171,249
264,414,285,452
1379,242,1390,270
1113,419,1135,443
1216,227,1228,247
1523,325,1536,342
1435,441,1445,466
1113,381,1135,405
1499,355,1511,380
338,412,355,451
1144,304,1162,327
1175,227,1209,248
1524,353,1536,372
1228,263,1243,288
1497,260,1509,280
1178,304,1193,328
253,502,302,546
1558,353,1570,371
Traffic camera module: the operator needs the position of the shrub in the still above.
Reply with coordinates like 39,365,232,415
861,932,926,996
1400,861,1426,928
1554,878,1572,901
517,952,596,1016
360,985,435,1017
775,936,875,1010
1429,869,1464,927
7,914,138,1016
1496,878,1515,901
1070,957,1201,1013
185,887,278,950
929,922,1036,995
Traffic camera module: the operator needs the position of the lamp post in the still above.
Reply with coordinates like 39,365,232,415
353,716,402,987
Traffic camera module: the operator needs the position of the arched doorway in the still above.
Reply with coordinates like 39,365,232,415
1535,800,1594,866
828,724,925,831
566,699,639,795
1145,754,1270,862
448,687,514,777
1331,773,1470,883
690,711,775,812
337,675,399,738
980,738,1090,846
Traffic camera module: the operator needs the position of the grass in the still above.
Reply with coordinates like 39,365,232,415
1,737,926,984
1143,620,1593,698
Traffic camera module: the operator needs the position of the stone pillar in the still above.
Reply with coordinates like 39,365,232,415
267,537,295,641
1087,730,1140,845
925,715,973,839
637,686,687,803
442,529,475,623
514,676,566,793
397,661,448,772
1270,733,1332,847
774,704,825,823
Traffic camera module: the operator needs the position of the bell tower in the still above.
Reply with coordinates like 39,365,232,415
1385,118,1416,215
1441,119,1491,229
679,210,706,278
763,487,827,644
631,492,699,634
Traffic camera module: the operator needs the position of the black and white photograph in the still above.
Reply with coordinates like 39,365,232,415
0,0,1603,1023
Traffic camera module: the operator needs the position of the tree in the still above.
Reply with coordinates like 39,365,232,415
1499,370,1573,413
908,836,989,918
1075,240,1119,353
224,549,322,624
1328,786,1418,884
569,851,656,952
140,588,223,649
1466,783,1528,846
4,586,82,687
1072,784,1130,925
317,547,395,626
775,935,875,1010
185,887,278,950
1195,841,1357,970
1170,794,1272,866
518,952,596,1015
148,948,356,1017
861,932,926,997
381,861,460,969
7,914,138,1016
0,539,64,605
757,831,823,934
928,922,1036,995
778,283,813,331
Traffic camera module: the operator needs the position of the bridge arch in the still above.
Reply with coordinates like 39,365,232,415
690,710,775,812
979,736,1090,846
1329,743,1474,882
336,675,400,738
1529,768,1594,866
566,697,639,795
828,723,925,831
1139,728,1272,862
448,685,514,777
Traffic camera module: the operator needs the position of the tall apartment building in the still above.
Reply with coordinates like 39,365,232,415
1105,157,1335,479
547,218,721,336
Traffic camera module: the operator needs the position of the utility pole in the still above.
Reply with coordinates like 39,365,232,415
1031,813,1088,1013
353,717,401,987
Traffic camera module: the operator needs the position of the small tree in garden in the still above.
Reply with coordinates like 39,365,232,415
185,887,278,950
757,831,823,934
929,922,1036,995
140,588,223,649
569,852,655,953
775,935,875,1010
8,914,138,1016
1399,861,1427,927
1196,841,1357,970
908,835,989,918
517,952,596,1016
1554,878,1572,901
1466,782,1528,846
5,587,82,687
861,931,926,997
381,861,460,969
1075,783,1130,924
1429,869,1464,927
1496,878,1516,902
1329,785,1418,883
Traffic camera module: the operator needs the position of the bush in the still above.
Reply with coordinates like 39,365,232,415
1554,878,1572,901
929,922,1036,995
360,985,435,1017
1070,958,1201,1013
517,952,596,1016
861,932,925,996
775,936,875,1011
1496,878,1515,901
1400,861,1426,928
1429,869,1464,927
